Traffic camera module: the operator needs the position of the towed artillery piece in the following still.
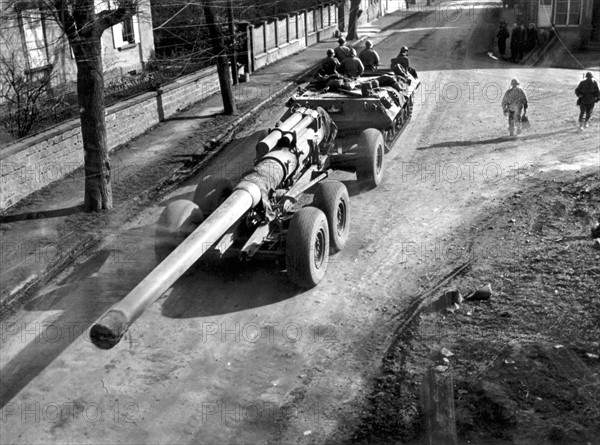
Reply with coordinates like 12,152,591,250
91,105,385,350
287,68,421,185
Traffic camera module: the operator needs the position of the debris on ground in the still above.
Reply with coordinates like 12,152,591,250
352,171,600,445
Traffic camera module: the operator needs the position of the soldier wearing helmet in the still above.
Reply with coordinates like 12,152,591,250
359,40,380,71
391,46,418,79
575,72,600,129
501,78,528,137
320,48,340,76
340,47,364,79
334,37,352,63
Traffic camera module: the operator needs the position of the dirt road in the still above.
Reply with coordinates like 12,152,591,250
1,2,598,443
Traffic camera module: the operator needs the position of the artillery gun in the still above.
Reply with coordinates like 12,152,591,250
287,69,420,185
90,105,383,350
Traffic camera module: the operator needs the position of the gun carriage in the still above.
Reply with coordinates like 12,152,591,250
91,70,419,350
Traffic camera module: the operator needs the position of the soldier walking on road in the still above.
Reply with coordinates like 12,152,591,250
359,40,380,71
502,78,528,137
334,37,352,63
575,72,600,129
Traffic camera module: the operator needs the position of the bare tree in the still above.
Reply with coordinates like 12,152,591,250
202,0,236,115
0,49,54,138
37,0,142,211
346,0,362,41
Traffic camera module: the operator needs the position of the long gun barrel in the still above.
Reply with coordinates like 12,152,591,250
90,107,327,349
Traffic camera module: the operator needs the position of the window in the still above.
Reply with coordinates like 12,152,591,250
122,17,135,44
109,1,140,49
555,0,582,25
19,8,49,70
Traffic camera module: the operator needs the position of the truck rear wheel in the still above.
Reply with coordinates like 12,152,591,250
286,207,330,288
313,181,350,253
193,177,233,217
155,200,204,262
356,128,384,188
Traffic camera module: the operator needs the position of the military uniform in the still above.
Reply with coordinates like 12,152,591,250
501,80,528,136
321,56,340,75
359,48,380,70
340,56,364,78
334,45,352,63
575,74,600,128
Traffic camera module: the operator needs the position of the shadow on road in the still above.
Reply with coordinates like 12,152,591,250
0,205,84,223
416,128,573,150
161,256,299,319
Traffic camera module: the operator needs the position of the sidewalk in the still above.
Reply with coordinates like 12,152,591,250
0,3,425,313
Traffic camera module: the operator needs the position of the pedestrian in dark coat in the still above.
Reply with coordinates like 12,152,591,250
525,23,538,53
575,72,600,129
517,24,526,60
497,21,510,57
509,23,522,61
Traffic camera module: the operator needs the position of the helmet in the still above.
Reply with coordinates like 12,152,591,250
585,72,593,78
365,40,373,48
511,78,520,86
400,46,408,54
350,48,357,57
327,48,334,56
338,37,346,44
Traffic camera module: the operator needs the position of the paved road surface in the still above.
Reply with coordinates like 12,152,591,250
1,1,598,443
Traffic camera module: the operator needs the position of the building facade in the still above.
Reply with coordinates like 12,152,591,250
0,0,155,98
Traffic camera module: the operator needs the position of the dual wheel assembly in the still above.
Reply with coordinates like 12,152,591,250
286,180,350,288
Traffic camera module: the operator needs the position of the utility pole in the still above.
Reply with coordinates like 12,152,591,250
228,0,238,85
203,0,236,114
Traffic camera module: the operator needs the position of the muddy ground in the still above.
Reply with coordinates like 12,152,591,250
352,170,600,445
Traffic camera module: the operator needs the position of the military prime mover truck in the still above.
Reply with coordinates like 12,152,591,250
286,68,420,186
90,70,419,350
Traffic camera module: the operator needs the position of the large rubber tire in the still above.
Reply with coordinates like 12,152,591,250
192,177,233,216
154,200,204,263
313,181,350,254
356,128,384,189
286,207,330,288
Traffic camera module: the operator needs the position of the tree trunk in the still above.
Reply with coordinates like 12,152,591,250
76,38,113,211
347,0,362,40
203,0,236,115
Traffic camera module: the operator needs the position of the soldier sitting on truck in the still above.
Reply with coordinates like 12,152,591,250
391,46,418,80
320,48,341,76
334,37,352,62
340,48,365,79
359,40,380,71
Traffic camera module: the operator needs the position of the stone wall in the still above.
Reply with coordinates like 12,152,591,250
0,67,219,210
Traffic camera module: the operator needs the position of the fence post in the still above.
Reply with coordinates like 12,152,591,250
304,10,309,46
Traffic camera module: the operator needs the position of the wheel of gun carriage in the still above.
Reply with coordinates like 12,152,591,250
154,200,204,263
356,128,385,188
192,176,233,217
312,181,350,253
285,207,330,288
